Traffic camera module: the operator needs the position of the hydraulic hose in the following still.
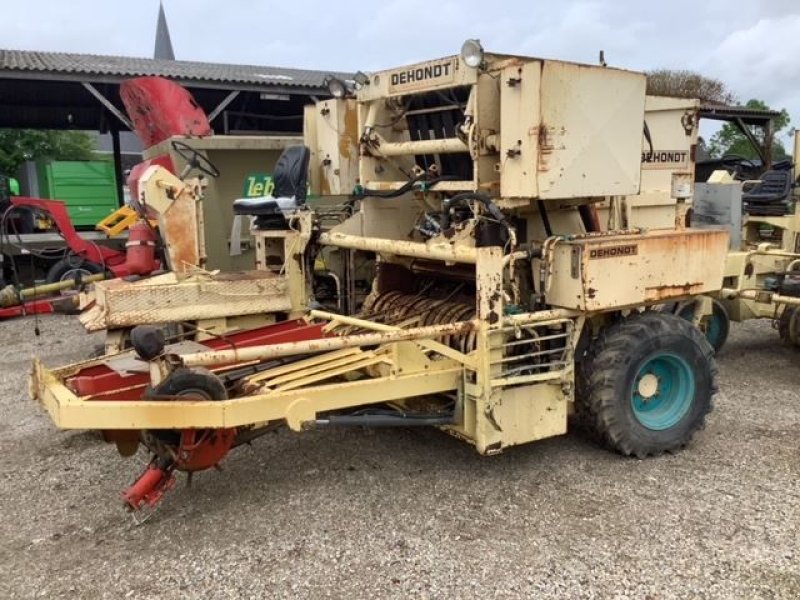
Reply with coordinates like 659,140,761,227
357,175,461,199
440,191,508,230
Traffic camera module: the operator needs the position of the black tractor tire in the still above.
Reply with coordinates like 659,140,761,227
45,256,104,285
576,311,717,458
778,306,799,346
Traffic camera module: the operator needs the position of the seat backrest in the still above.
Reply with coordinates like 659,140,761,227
742,170,791,203
273,145,310,202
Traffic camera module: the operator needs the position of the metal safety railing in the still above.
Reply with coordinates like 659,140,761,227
489,319,574,387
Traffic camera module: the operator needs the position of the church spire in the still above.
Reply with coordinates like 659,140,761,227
153,1,175,60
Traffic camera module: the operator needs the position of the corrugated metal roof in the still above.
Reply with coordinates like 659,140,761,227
700,103,781,121
0,49,349,90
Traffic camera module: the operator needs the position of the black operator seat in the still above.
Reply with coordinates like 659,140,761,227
233,145,311,228
742,167,794,216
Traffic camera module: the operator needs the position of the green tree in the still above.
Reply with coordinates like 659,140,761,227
0,129,96,175
646,69,737,105
708,99,791,160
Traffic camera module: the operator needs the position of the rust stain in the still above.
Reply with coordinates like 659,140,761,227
644,283,702,302
162,197,200,274
320,166,332,196
215,271,280,282
339,102,358,161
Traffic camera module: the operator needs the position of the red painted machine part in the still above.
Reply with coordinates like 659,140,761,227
10,197,128,270
0,298,56,320
175,428,237,472
124,221,159,275
69,320,328,399
122,463,176,510
120,77,213,148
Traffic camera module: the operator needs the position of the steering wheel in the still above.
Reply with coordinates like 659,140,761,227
171,140,221,178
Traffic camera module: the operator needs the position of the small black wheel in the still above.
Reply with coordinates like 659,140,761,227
577,311,717,458
676,298,730,352
145,368,228,447
45,257,104,290
148,367,227,401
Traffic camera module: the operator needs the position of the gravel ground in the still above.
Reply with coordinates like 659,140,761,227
0,314,798,599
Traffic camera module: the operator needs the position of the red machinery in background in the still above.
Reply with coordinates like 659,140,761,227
1,77,215,319
0,197,161,319
9,196,160,281
120,76,212,148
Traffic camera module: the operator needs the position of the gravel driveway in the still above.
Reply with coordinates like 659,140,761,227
0,314,798,599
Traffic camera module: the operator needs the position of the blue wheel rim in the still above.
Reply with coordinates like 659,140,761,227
630,352,695,430
705,311,723,348
678,304,723,348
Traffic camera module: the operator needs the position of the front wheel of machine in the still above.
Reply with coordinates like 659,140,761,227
45,256,104,285
778,306,800,346
577,311,717,458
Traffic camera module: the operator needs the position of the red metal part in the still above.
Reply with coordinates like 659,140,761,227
11,195,164,280
0,298,56,320
175,428,237,472
124,220,159,275
69,319,328,400
120,77,213,148
11,197,128,272
122,462,176,511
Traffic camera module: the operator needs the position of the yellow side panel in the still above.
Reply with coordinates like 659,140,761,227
492,383,567,447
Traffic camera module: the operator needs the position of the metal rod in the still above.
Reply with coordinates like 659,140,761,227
16,272,106,302
207,91,240,123
81,82,134,130
500,361,568,377
721,288,800,307
309,309,396,332
494,346,566,365
313,414,455,427
179,319,479,367
319,232,479,264
375,137,468,157
503,332,568,347
502,311,579,325
110,127,124,208
404,104,465,117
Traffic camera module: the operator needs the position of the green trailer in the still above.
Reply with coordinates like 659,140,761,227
36,160,119,228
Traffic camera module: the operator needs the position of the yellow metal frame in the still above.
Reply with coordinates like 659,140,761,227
32,356,462,431
95,206,158,236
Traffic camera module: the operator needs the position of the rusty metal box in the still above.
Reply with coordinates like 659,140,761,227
544,229,730,311
80,271,291,331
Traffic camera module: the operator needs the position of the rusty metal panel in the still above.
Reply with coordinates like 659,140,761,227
492,383,567,447
536,61,645,199
307,99,359,196
80,271,291,330
545,229,730,311
597,96,700,231
500,60,541,198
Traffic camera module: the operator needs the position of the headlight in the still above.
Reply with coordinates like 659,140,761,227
460,39,484,68
353,71,370,87
325,76,349,98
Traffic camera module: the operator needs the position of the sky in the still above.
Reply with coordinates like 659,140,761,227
4,0,800,148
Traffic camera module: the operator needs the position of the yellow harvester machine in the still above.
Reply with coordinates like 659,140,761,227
32,42,731,514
